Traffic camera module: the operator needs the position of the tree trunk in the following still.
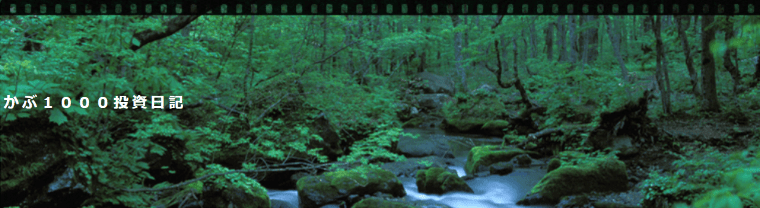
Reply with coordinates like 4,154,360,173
755,50,760,85
545,22,554,60
451,15,468,92
653,15,672,114
701,15,720,111
513,37,531,107
721,16,741,94
556,15,567,62
567,16,578,68
583,15,599,62
756,50,760,85
529,19,538,58
676,16,700,96
603,16,630,81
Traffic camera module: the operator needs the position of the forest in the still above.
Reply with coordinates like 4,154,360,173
1,13,759,208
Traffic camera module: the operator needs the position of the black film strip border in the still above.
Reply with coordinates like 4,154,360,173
1,0,757,15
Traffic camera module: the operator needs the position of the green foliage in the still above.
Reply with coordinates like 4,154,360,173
524,63,646,128
3,14,759,208
443,90,508,121
641,143,760,208
338,122,414,165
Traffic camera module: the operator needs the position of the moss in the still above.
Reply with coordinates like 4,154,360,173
481,120,511,135
402,117,424,128
1,157,62,194
416,167,472,194
297,165,405,208
187,181,203,193
444,118,489,132
323,166,398,191
352,197,415,208
547,158,562,173
516,155,532,167
556,151,588,160
524,157,628,204
465,145,532,175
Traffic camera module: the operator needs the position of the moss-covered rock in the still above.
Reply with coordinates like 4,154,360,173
415,167,473,194
515,155,532,167
204,183,271,208
546,158,562,173
352,197,415,208
481,120,511,136
464,145,534,175
402,117,424,128
442,118,489,133
517,156,629,205
351,197,453,208
296,165,406,208
489,162,514,175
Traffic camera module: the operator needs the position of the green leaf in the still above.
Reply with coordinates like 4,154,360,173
131,38,140,46
49,108,68,125
4,113,17,122
136,162,149,170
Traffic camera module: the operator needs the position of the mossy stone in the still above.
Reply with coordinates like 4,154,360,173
516,155,532,167
481,120,511,136
465,145,532,175
402,117,424,128
352,197,415,208
297,165,406,208
547,158,562,173
443,118,489,133
415,167,473,194
518,156,628,205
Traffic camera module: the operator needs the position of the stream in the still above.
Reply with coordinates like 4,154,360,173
267,128,553,208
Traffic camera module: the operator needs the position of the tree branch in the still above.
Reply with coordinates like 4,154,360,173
130,15,205,51
491,15,505,29
312,41,358,65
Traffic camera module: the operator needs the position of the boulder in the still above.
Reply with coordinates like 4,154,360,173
296,166,406,208
546,158,562,173
381,156,455,177
352,197,452,208
517,156,629,205
396,133,454,158
308,113,345,159
417,94,452,112
411,72,457,95
470,84,496,95
464,145,535,175
442,119,512,136
481,120,511,136
442,118,489,133
416,167,473,194
201,181,271,208
488,162,514,175
514,155,533,167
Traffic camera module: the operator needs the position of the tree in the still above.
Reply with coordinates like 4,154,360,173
545,22,554,60
556,15,567,62
701,15,720,111
721,16,742,94
567,16,578,68
451,15,467,92
579,15,599,64
603,16,630,81
676,15,701,96
653,15,672,114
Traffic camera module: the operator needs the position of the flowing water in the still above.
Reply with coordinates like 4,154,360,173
267,128,553,208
